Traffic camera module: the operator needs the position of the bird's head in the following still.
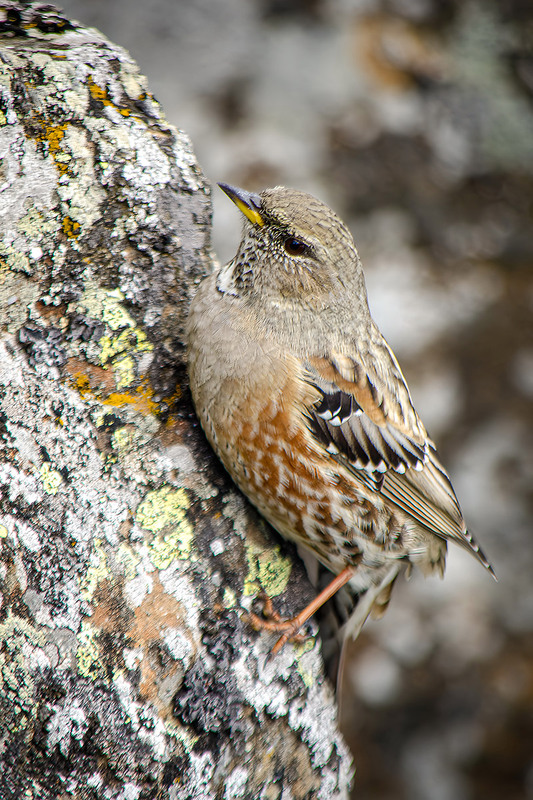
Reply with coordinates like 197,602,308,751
217,183,368,314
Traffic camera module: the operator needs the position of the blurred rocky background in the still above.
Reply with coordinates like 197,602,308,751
59,1,533,798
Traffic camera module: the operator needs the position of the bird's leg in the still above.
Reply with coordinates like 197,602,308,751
271,565,356,654
247,565,356,654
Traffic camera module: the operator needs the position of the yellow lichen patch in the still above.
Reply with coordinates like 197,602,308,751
98,328,153,364
88,78,107,103
68,377,164,417
244,540,292,597
298,669,314,689
96,336,124,364
64,360,115,396
112,355,135,389
146,513,194,568
76,621,106,680
0,242,30,274
66,313,178,417
69,372,92,398
79,538,109,603
44,122,66,153
137,486,194,568
297,664,315,689
39,462,63,495
101,385,160,416
62,215,80,238
137,486,190,534
96,327,153,391
0,525,8,538
296,642,318,688
38,122,70,175
88,75,131,117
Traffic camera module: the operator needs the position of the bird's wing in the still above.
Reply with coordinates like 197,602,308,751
302,344,494,574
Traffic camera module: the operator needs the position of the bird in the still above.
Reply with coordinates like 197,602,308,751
186,182,494,657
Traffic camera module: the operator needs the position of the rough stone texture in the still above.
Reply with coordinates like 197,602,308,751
0,5,352,799
58,1,533,799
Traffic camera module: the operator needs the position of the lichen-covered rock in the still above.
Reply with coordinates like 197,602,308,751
0,4,352,798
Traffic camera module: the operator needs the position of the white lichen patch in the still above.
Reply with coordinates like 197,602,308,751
163,628,194,671
222,767,248,799
182,753,216,799
0,123,59,250
124,572,153,609
288,682,350,771
113,672,169,760
122,126,172,200
55,125,107,226
233,645,291,718
123,783,142,800
13,518,41,553
159,565,202,635
0,612,45,733
46,697,89,756
0,462,43,505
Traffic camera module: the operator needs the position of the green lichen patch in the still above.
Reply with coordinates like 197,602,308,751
16,206,58,241
76,621,107,681
39,462,63,495
136,486,194,568
116,542,141,582
79,538,109,603
244,540,292,598
0,241,31,275
0,613,45,736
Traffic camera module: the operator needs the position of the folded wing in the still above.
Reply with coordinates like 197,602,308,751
303,344,494,575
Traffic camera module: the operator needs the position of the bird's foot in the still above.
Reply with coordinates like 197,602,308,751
246,566,357,656
246,594,310,654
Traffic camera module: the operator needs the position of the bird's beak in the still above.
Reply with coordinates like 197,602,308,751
218,182,264,227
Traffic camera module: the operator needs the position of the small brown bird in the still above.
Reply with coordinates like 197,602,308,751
187,183,494,654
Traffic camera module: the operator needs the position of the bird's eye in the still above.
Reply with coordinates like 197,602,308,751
284,237,308,256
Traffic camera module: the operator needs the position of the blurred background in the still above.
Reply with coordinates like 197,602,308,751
60,1,533,797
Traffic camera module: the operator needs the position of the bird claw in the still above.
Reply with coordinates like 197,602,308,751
245,593,311,654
